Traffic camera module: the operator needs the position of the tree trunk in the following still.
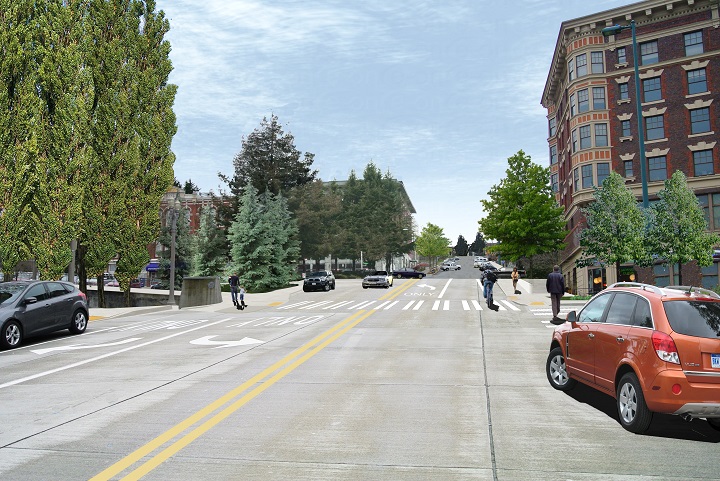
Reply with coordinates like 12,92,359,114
677,261,683,286
97,277,106,308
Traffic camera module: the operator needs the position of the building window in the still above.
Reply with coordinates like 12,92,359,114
572,129,578,153
687,68,708,95
574,168,579,190
550,144,557,164
690,107,710,134
568,58,575,82
701,263,718,290
648,156,667,181
591,52,604,73
549,116,557,137
579,125,591,149
621,119,632,137
645,115,664,140
578,89,589,113
617,47,626,64
551,173,558,193
713,193,720,230
698,194,710,225
592,87,606,109
640,40,658,65
597,162,610,185
693,150,714,176
684,31,704,56
642,77,662,102
619,82,629,100
595,123,608,147
581,164,593,188
570,93,576,116
576,53,587,77
624,160,634,177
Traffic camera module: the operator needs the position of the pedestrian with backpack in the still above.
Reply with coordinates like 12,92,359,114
484,269,499,311
228,273,240,307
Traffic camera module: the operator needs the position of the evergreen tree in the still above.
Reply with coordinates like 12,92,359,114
228,186,299,291
479,150,566,269
287,180,343,265
647,171,720,285
578,172,650,279
454,235,469,256
190,206,228,277
469,232,486,255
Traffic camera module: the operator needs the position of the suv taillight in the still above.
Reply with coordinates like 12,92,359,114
651,331,680,364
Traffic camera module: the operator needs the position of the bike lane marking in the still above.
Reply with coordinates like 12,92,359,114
0,318,233,390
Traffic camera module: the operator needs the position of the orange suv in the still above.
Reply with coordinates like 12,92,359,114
546,282,720,433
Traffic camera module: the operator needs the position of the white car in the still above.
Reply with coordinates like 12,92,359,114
362,270,394,288
441,262,461,271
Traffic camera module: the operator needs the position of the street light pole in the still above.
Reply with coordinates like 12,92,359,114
602,20,649,208
168,199,180,306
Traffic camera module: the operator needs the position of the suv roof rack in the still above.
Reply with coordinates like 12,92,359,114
608,282,663,295
664,285,720,299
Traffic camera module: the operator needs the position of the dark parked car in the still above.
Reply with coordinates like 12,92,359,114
0,280,89,349
391,268,425,279
303,271,336,292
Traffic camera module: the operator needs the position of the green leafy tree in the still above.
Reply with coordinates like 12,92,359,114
228,186,299,291
577,172,650,278
415,223,450,266
190,206,228,277
479,150,566,273
647,171,720,285
0,0,88,278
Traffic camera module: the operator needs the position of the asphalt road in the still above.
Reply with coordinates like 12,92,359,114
0,258,718,480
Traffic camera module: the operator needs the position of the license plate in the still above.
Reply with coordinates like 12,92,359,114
712,354,720,369
311,282,316,286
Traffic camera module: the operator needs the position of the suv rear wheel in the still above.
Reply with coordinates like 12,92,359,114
617,372,652,433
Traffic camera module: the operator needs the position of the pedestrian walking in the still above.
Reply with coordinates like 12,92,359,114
484,269,499,311
228,273,240,307
511,267,520,294
546,265,565,324
238,285,246,310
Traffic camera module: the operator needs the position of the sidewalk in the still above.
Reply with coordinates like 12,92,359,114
496,278,586,308
89,284,304,320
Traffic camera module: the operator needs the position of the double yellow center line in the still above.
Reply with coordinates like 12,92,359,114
91,278,419,480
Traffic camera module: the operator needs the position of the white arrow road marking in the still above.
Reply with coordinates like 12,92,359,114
190,336,264,348
31,338,142,355
416,284,436,290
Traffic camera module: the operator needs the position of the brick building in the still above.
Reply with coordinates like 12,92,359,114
542,0,720,295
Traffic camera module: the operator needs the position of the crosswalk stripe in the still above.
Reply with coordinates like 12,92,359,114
278,301,313,310
471,300,482,310
499,300,520,311
325,301,354,310
299,300,333,310
413,300,424,310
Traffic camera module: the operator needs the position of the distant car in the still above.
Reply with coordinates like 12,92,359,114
0,280,89,349
547,282,720,433
362,270,393,288
150,281,169,290
391,268,425,279
303,270,336,292
440,262,461,271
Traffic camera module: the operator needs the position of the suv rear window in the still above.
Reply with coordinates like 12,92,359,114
663,300,720,338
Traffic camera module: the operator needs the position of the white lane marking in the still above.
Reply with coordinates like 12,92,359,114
31,338,142,355
278,301,313,310
189,336,264,348
443,300,450,311
374,301,393,310
350,300,376,310
0,318,235,390
472,300,482,310
299,300,333,310
432,300,441,310
402,301,416,310
437,279,453,299
462,300,470,310
413,300,424,310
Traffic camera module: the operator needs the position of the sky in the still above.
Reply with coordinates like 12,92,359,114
156,0,632,244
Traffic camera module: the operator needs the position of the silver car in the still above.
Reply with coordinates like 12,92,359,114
0,280,89,349
362,271,393,288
